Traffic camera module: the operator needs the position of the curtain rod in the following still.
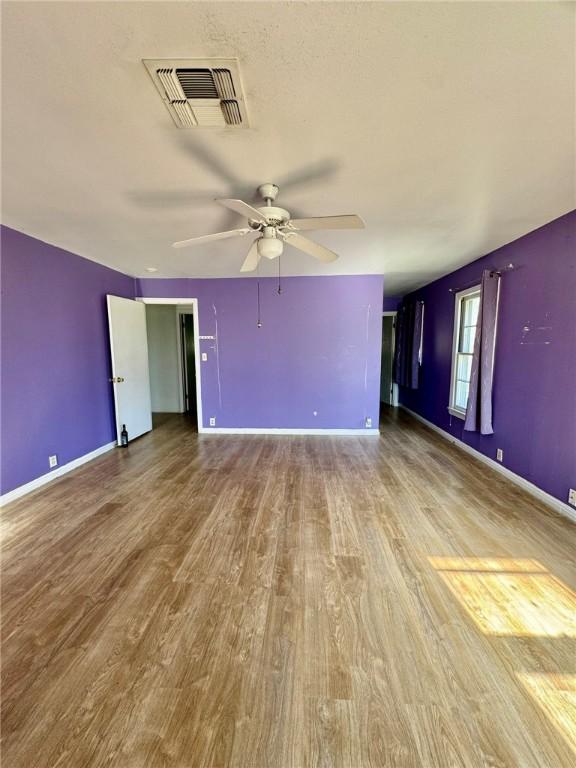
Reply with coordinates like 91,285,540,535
448,263,515,293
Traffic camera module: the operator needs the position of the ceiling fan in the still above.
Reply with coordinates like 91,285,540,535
172,183,365,272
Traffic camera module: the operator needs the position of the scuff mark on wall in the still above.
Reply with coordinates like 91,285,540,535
212,303,223,408
521,314,553,345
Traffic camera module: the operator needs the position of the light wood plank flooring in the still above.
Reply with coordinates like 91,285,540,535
2,409,575,767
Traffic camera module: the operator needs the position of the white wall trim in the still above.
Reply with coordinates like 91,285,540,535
136,297,203,430
200,427,380,436
0,441,116,507
400,405,576,524
135,298,195,304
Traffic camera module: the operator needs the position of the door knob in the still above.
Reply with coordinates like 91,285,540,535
109,376,125,383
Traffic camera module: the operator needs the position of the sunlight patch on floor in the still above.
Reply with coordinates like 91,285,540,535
428,556,547,573
428,557,576,637
517,673,576,754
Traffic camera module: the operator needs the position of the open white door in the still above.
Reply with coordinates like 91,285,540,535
107,296,152,445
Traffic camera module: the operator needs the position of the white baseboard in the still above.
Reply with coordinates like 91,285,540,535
199,427,380,436
400,406,576,524
0,441,116,507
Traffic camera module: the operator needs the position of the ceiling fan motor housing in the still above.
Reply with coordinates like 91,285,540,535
257,183,279,202
254,206,290,226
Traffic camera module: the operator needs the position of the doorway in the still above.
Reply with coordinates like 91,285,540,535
179,312,197,423
380,312,398,407
143,299,201,431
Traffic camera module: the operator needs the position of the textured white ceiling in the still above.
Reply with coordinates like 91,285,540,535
2,1,574,296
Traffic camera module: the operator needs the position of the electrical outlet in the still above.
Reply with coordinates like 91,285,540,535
209,417,216,427
201,352,208,362
569,489,576,508
49,455,58,468
496,448,503,462
365,417,372,428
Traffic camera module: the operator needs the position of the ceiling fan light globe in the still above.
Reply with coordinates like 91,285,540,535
257,237,284,260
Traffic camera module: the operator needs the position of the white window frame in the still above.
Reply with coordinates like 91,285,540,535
448,284,480,419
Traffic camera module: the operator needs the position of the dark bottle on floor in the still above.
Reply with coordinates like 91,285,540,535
120,425,128,446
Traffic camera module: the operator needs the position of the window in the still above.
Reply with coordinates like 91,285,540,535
449,286,480,418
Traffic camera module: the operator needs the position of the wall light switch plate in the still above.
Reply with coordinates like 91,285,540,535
496,449,503,462
569,489,576,508
209,417,216,427
365,417,372,428
49,455,58,468
201,352,208,362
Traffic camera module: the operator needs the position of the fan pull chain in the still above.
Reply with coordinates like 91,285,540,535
277,253,282,295
256,258,262,328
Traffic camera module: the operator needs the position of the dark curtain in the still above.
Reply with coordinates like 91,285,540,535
464,270,500,434
393,301,424,389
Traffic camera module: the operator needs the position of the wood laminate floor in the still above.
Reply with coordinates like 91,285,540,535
1,409,575,767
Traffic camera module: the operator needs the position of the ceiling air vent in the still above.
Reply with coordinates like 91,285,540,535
177,69,219,99
143,58,248,129
171,100,197,128
221,100,242,126
213,69,236,99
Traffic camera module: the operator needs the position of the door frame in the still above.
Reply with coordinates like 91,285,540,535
382,311,398,408
136,298,204,431
177,307,196,416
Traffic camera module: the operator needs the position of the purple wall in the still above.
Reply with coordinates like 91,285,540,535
1,227,383,494
3,209,572,508
400,211,576,507
382,296,401,312
136,275,383,431
0,226,135,494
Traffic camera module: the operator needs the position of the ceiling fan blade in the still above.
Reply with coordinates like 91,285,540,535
281,232,339,263
240,240,261,272
216,198,267,223
289,215,365,231
172,228,251,249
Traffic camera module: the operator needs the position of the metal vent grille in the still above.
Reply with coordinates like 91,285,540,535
221,100,242,125
176,69,219,99
171,100,197,128
188,99,226,127
157,68,185,101
144,58,248,129
213,69,236,99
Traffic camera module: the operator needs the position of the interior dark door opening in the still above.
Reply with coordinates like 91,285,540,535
380,314,395,407
180,313,197,426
